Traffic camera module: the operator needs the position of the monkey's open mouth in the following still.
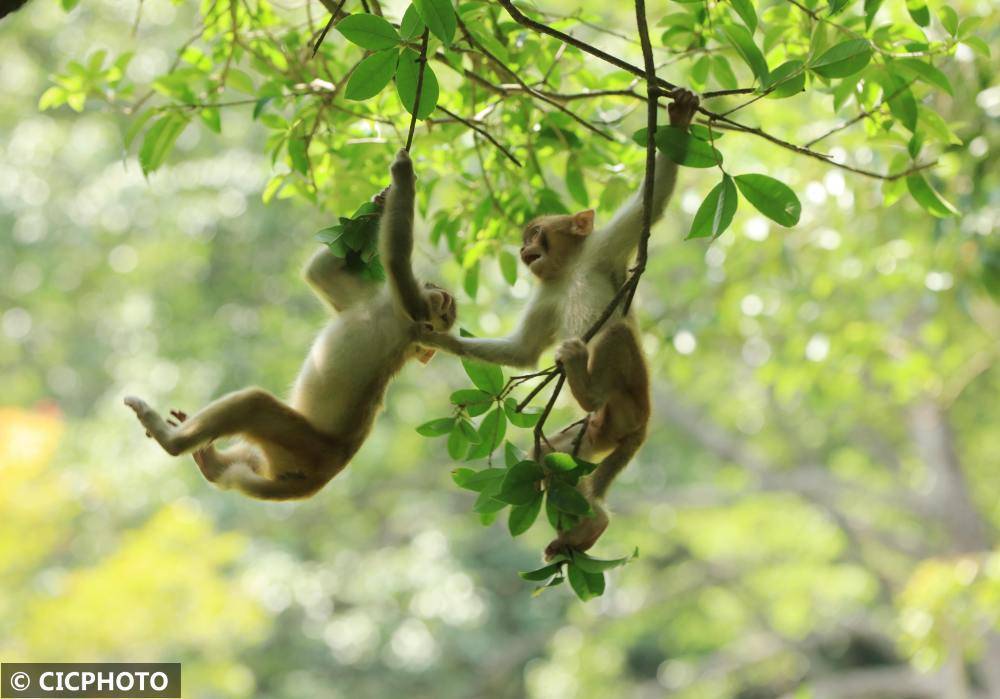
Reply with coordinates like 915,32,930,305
522,252,542,266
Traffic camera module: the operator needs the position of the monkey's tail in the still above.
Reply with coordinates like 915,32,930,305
588,428,646,500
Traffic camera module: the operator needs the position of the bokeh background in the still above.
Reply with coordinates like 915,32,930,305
1,0,998,697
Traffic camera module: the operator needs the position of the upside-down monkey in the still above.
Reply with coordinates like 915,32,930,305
125,149,456,500
420,90,701,556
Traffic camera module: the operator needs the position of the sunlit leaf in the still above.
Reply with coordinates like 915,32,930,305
336,13,402,50
906,174,958,217
688,174,738,240
413,0,456,46
395,48,439,118
734,174,801,227
344,49,398,101
810,39,872,79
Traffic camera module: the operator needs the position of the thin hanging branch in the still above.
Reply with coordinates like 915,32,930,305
404,29,430,152
528,0,663,452
312,0,348,58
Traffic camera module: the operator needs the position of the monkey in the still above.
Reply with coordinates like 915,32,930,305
125,148,457,500
420,90,701,555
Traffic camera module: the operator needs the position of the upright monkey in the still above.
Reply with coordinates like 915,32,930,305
125,149,457,500
421,91,700,555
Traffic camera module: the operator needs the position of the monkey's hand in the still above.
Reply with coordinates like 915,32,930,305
555,338,588,370
544,500,610,561
390,148,415,187
668,88,700,129
417,326,463,354
372,186,391,209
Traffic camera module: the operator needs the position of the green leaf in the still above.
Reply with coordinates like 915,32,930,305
344,49,398,101
566,158,588,207
764,60,805,98
124,109,156,150
712,56,738,90
961,36,990,58
880,74,918,132
138,113,188,175
199,108,221,134
504,397,540,428
810,39,872,79
466,407,506,459
734,174,801,227
288,135,309,174
894,58,952,95
395,48,439,119
905,0,930,27
447,426,468,459
721,24,769,84
828,0,851,14
252,97,272,120
906,174,958,217
413,0,456,46
547,481,591,515
416,417,455,436
61,0,80,9
451,388,493,416
226,69,255,94
505,441,526,468
473,488,507,514
728,0,757,33
400,4,426,40
633,126,722,168
687,175,738,240
864,0,883,28
38,86,67,111
508,494,543,536
497,460,544,505
938,6,958,35
451,467,505,491
457,418,481,444
462,360,504,395
544,452,577,472
567,563,605,600
689,55,710,91
463,262,478,299
336,13,402,50
520,562,562,581
499,250,518,285
572,550,634,573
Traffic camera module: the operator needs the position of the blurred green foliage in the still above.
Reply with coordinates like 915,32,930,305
1,0,998,696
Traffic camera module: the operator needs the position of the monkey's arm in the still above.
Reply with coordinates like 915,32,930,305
380,150,428,323
586,90,699,269
585,151,677,268
303,246,377,312
420,301,556,368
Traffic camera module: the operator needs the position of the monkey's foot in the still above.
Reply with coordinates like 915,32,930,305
544,503,610,561
124,396,180,456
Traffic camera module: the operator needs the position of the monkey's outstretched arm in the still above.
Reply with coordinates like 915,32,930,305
380,149,428,323
420,299,557,368
585,90,699,269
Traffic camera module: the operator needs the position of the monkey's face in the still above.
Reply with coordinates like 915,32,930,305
423,283,457,331
520,210,594,281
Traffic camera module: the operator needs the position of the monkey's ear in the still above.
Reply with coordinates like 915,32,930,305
571,209,595,236
416,347,436,364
